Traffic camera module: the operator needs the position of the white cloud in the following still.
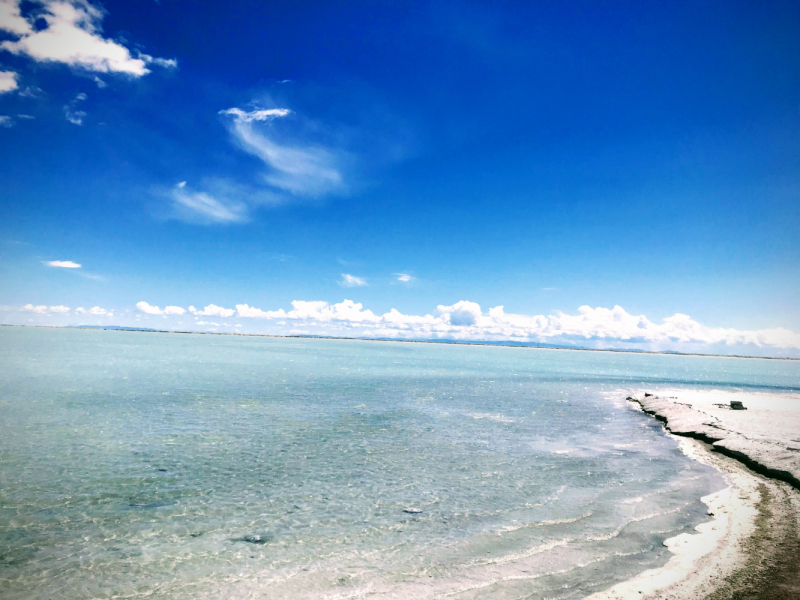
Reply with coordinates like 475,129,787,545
163,305,185,315
220,105,345,197
20,303,73,314
396,273,414,282
0,115,12,127
340,273,367,287
0,70,18,93
21,303,48,313
45,259,81,268
437,300,482,326
235,303,286,319
170,181,249,224
189,304,235,318
219,107,291,123
75,306,111,316
0,0,31,35
0,0,175,76
136,301,163,315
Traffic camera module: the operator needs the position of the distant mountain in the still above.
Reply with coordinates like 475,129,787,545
71,325,160,332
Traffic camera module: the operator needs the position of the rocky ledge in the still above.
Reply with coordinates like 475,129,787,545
628,391,800,490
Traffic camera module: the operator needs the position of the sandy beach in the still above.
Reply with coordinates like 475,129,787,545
589,389,800,600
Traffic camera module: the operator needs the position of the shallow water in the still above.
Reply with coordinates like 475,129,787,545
0,327,797,599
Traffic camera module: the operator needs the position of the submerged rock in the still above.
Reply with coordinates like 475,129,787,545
232,533,273,545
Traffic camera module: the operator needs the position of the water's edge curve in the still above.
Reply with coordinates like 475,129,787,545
587,390,800,600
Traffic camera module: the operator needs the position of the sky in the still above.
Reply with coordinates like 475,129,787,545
0,0,799,356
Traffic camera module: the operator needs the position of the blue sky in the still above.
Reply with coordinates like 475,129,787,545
1,0,799,356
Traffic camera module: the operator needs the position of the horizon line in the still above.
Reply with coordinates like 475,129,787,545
3,323,799,362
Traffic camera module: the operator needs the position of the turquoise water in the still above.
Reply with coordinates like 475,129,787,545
1,327,798,599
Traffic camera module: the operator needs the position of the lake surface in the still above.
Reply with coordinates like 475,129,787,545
1,327,798,599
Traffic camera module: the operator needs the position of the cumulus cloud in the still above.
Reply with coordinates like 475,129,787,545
0,0,175,76
220,105,345,197
229,300,800,352
340,273,367,287
0,70,18,93
21,303,48,313
21,303,71,314
189,304,235,318
135,301,185,316
45,259,81,268
396,273,414,282
436,300,481,326
135,301,163,315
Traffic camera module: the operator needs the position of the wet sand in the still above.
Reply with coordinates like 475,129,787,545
588,389,800,600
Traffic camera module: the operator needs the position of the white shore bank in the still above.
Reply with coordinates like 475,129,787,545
588,389,800,600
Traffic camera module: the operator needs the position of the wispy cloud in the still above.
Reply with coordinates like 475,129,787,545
45,259,81,268
219,108,290,123
0,0,175,76
168,181,249,224
396,273,414,282
0,70,18,93
75,305,111,316
0,115,13,127
220,105,346,197
340,273,367,287
63,92,86,125
18,85,44,98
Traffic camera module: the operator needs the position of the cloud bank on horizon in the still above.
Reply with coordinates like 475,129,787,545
5,300,799,355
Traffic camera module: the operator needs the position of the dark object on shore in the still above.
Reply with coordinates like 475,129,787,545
730,401,747,410
403,508,423,514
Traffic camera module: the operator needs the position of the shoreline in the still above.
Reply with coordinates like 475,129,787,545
589,389,800,599
3,323,798,362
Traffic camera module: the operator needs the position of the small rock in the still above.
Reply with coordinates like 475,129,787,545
233,533,273,545
403,508,423,514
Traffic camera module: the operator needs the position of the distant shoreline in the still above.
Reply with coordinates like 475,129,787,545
2,322,798,361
